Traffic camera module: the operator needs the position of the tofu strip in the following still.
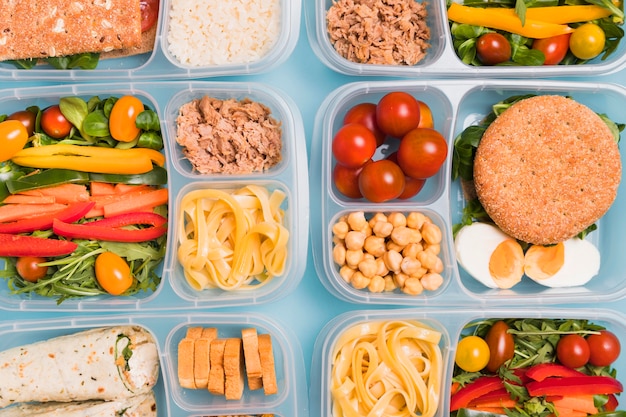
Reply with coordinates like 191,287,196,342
0,326,159,407
0,391,156,417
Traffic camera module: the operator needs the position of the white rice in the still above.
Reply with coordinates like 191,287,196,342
166,0,281,67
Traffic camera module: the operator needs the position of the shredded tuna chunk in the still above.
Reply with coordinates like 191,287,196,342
327,0,430,65
176,96,282,174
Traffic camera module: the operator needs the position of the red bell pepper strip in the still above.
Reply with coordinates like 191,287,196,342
82,212,167,228
467,387,517,408
0,201,95,234
606,394,619,411
0,233,77,257
52,218,166,243
526,375,623,397
525,363,587,382
451,376,504,411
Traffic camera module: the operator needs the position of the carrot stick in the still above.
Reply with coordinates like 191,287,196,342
89,182,116,196
0,203,67,223
103,188,168,218
3,194,57,205
19,183,90,204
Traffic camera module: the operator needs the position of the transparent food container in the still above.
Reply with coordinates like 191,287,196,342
0,312,308,417
0,81,309,312
310,307,626,417
310,79,626,306
0,0,300,81
304,0,626,78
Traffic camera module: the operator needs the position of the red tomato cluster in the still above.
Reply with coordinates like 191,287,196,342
556,331,621,368
331,92,448,203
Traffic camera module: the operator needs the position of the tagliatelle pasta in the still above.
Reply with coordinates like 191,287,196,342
177,185,289,291
330,320,443,417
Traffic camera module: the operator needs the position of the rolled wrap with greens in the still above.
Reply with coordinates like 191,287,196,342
0,391,156,417
0,326,159,407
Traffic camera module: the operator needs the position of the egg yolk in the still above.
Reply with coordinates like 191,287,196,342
489,239,525,288
524,242,565,280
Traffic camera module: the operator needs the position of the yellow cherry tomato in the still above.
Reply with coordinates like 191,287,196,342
109,95,144,142
95,252,133,295
0,119,29,162
455,335,491,372
569,23,605,60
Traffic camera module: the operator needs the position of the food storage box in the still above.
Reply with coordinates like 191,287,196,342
0,312,308,417
309,307,626,417
310,79,626,306
304,0,626,78
0,0,300,81
0,81,309,312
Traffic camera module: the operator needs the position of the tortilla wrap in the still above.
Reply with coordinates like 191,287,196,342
0,391,156,417
0,326,159,407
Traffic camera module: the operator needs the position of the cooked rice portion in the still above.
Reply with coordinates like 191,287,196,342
166,0,281,67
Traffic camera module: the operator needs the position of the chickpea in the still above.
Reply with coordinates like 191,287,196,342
350,271,371,289
368,275,386,293
364,235,386,257
400,256,422,276
402,242,424,258
382,249,403,273
332,243,347,265
339,265,355,283
388,212,407,228
402,277,424,295
384,275,397,292
332,221,350,239
424,243,441,255
410,267,428,279
386,240,405,253
407,212,428,230
358,258,378,278
417,250,443,272
345,230,366,251
422,222,442,245
347,211,367,232
421,273,444,291
345,249,364,268
375,257,389,277
372,220,393,238
368,212,388,228
393,272,409,289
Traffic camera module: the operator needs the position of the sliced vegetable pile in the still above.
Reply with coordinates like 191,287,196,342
0,94,167,303
332,92,447,203
452,318,624,416
448,0,624,66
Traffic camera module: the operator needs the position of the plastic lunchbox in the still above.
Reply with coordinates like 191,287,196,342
0,312,309,417
310,307,626,417
310,79,626,306
304,0,626,78
0,0,300,81
0,81,309,312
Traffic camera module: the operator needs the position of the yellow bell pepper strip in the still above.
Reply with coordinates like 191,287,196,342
447,3,575,38
482,5,613,25
12,144,165,167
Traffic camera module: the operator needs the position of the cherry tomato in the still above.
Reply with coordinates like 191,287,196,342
376,92,421,138
358,159,405,203
570,23,605,60
0,120,29,162
332,123,378,168
41,105,72,139
476,33,511,65
95,252,133,296
333,163,364,199
397,128,448,179
557,334,590,368
532,33,571,65
16,256,48,283
456,335,490,372
386,152,425,199
417,100,434,129
109,95,144,142
484,321,515,372
7,110,36,137
343,102,386,147
587,330,621,367
140,0,159,32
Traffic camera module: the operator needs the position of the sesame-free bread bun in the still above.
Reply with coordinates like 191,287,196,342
474,95,621,245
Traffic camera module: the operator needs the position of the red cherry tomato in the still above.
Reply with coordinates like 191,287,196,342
332,123,378,168
41,105,72,139
557,334,590,368
333,163,364,199
476,33,512,65
484,321,515,372
358,159,405,203
7,110,36,137
376,92,421,138
532,33,571,65
343,102,386,147
397,128,448,179
587,330,621,367
386,152,425,199
417,100,434,129
140,0,159,32
109,95,145,143
16,256,48,283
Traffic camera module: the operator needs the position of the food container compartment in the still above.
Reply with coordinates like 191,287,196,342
304,0,626,78
310,79,626,306
0,312,308,417
0,80,309,312
309,307,626,417
0,0,300,81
